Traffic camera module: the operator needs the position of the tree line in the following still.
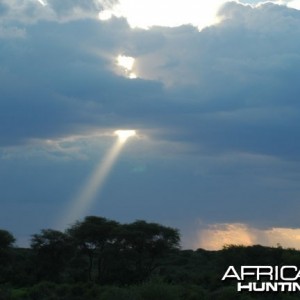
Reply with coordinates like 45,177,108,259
1,216,180,286
1,216,300,299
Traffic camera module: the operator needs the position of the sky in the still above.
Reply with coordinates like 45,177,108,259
1,0,300,249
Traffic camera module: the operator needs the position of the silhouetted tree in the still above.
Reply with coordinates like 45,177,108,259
67,216,120,282
0,229,16,284
31,229,73,282
0,229,15,249
118,220,180,282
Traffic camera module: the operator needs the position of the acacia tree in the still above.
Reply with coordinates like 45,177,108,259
0,229,15,283
30,229,73,282
0,229,15,249
67,216,120,282
118,220,180,282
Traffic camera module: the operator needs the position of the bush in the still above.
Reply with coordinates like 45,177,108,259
100,286,140,300
0,285,12,300
137,282,180,300
179,285,208,300
10,288,30,300
209,286,241,300
27,282,58,300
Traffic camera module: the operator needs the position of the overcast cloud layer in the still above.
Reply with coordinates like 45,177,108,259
1,0,300,248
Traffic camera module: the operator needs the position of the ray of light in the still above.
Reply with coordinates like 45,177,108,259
57,138,127,229
37,0,47,6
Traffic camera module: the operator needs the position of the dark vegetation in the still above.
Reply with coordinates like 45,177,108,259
1,216,300,299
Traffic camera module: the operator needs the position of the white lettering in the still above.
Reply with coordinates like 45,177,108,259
256,266,273,281
223,266,300,293
252,282,265,292
241,266,256,280
278,282,293,292
222,266,241,281
281,266,297,281
238,282,253,292
295,270,300,280
274,266,279,281
293,282,300,291
265,282,277,292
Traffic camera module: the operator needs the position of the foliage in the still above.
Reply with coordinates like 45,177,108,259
30,229,74,282
0,230,15,249
67,216,120,282
100,286,140,300
113,220,180,283
3,218,300,299
0,230,16,284
137,280,180,300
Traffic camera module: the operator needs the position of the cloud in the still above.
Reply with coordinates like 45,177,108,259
197,223,300,250
198,223,255,249
0,0,106,26
127,2,300,159
134,2,300,87
0,1,300,164
288,0,300,9
0,16,166,145
99,0,226,30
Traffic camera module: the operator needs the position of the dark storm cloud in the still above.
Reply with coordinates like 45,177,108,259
126,2,300,159
0,17,167,145
0,2,9,15
46,0,101,13
1,1,300,161
0,0,107,28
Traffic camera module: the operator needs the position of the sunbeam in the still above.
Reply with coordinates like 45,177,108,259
57,131,136,229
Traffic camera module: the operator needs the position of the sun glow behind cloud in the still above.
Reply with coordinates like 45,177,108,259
99,0,225,30
116,55,137,79
115,130,136,143
287,0,300,9
37,0,47,6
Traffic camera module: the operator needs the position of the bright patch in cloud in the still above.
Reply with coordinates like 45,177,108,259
116,55,137,78
114,130,136,143
99,0,225,30
117,55,134,70
37,0,47,6
98,10,113,20
287,0,300,9
197,223,300,250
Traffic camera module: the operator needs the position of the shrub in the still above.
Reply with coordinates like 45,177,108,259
27,282,57,300
100,286,140,300
137,281,180,300
179,285,208,300
10,288,30,300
